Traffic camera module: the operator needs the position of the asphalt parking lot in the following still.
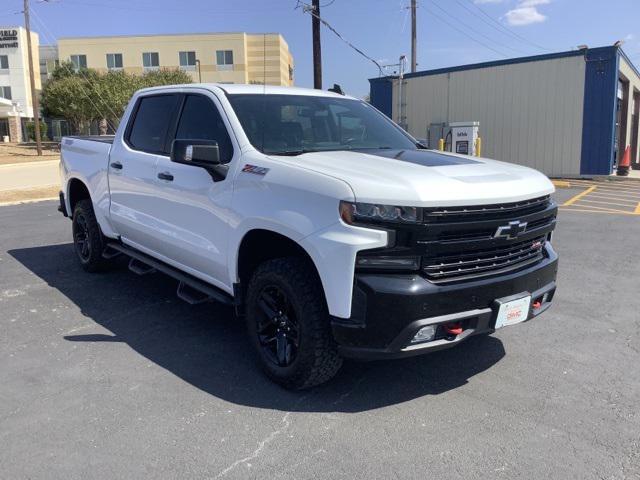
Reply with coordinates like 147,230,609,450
1,186,639,479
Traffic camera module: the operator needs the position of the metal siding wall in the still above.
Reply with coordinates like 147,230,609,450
580,47,619,175
403,74,449,137
400,56,586,176
368,78,393,118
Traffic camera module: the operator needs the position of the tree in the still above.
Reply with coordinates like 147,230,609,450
40,65,193,135
41,73,98,134
140,68,193,88
94,70,140,130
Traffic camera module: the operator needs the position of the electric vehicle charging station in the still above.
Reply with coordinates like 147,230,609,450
449,121,480,156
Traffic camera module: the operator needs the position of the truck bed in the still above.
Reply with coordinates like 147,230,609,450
64,135,115,144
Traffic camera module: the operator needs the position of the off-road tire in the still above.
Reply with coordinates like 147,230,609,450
246,257,343,389
72,199,108,272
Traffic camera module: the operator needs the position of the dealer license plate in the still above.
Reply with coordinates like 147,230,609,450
494,295,531,329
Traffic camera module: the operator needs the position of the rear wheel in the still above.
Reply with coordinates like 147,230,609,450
72,199,108,272
246,257,343,389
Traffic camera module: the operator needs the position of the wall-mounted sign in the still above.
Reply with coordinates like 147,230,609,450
0,29,19,49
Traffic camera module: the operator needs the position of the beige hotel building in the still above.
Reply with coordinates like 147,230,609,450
56,32,294,86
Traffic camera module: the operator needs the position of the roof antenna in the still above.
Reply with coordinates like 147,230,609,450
328,83,344,95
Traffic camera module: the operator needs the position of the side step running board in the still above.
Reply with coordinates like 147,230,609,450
177,282,211,305
102,245,123,260
128,258,157,275
106,242,234,306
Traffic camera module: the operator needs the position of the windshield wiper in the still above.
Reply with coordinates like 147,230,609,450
267,149,310,156
268,146,396,156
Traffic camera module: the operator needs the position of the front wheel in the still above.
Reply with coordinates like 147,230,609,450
245,257,343,389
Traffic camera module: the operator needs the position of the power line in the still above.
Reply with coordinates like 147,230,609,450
31,5,121,123
430,1,529,57
53,0,293,15
461,0,554,52
29,7,119,131
424,5,510,58
296,1,383,75
451,0,539,54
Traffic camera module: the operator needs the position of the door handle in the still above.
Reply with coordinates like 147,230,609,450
157,172,174,181
110,161,123,170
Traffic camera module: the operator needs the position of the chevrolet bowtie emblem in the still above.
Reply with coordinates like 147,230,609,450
494,220,527,240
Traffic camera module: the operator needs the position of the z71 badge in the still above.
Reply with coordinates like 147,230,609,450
242,164,270,176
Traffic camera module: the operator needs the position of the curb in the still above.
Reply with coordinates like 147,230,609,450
0,197,58,207
0,159,60,168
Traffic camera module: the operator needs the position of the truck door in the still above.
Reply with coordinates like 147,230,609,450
108,93,181,252
146,92,237,291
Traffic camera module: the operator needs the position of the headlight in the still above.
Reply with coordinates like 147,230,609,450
340,201,421,224
356,255,420,270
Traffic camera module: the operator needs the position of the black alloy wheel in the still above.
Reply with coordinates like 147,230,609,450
245,257,343,389
256,285,299,367
71,199,108,272
73,211,92,262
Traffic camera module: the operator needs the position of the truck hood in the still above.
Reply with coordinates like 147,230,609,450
270,149,554,206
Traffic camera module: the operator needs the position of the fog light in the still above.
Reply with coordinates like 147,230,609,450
411,325,436,344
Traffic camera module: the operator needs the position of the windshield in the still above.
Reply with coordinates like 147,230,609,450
227,94,417,155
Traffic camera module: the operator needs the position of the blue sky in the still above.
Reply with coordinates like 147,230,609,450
3,0,639,97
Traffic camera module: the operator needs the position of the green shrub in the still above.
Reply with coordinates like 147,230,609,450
25,121,48,141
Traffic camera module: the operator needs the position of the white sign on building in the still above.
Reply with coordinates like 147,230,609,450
0,26,41,142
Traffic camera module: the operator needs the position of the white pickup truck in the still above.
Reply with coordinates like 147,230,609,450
58,84,558,389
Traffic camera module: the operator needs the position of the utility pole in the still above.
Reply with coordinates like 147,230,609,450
312,0,322,89
23,0,42,155
411,0,417,73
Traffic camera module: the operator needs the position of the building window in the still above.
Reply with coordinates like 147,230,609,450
0,55,8,70
179,51,196,70
106,53,123,70
142,52,160,71
288,65,293,81
0,86,11,100
216,50,233,70
70,54,87,71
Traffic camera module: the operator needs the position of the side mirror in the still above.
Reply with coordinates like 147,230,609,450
171,139,220,167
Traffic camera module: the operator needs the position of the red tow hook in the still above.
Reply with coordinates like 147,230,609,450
532,300,542,310
443,322,463,336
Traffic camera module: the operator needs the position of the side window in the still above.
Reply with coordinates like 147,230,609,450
174,95,234,163
128,95,179,154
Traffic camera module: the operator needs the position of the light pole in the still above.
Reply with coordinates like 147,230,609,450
195,59,202,83
398,55,406,130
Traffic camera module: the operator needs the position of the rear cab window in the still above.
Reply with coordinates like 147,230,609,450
127,94,180,155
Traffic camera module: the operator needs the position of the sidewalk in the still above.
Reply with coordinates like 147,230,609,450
0,160,60,206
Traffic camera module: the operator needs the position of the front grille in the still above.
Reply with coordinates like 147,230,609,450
423,235,547,282
354,195,556,282
423,195,550,222
436,211,555,243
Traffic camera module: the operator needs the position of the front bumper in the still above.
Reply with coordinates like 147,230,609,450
333,244,558,360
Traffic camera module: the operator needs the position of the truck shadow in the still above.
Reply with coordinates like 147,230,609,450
9,243,506,413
